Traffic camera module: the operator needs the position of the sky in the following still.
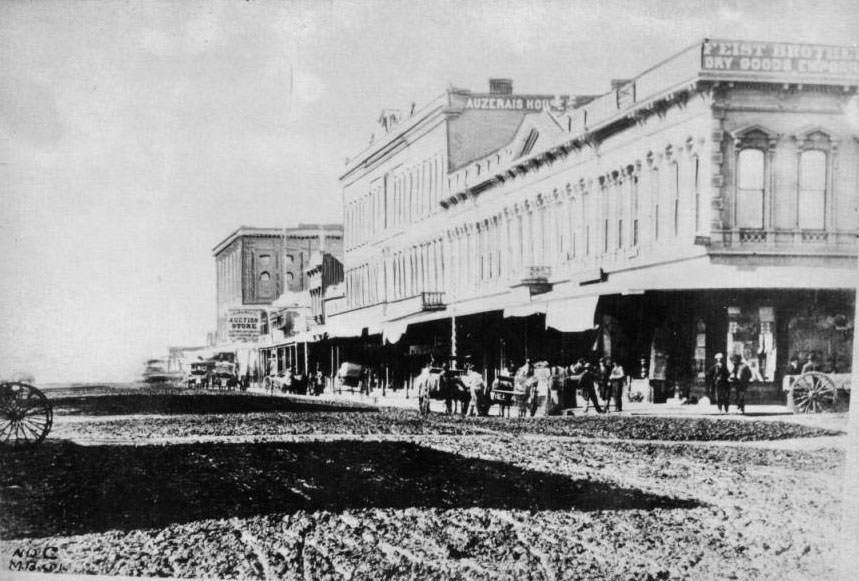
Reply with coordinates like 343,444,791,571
1,0,857,384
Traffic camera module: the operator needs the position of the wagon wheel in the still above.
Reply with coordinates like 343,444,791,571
792,372,837,414
0,382,53,447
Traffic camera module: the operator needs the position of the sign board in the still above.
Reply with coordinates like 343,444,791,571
702,40,859,77
227,309,263,342
457,93,571,112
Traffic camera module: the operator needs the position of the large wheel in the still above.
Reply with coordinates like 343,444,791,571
792,372,837,413
0,382,53,447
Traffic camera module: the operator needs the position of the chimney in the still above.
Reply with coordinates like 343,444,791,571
610,79,632,91
489,78,513,95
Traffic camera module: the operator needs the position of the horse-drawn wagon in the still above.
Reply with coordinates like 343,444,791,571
783,371,851,413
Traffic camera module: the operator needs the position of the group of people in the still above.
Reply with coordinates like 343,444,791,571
705,353,752,414
497,357,628,417
413,356,630,418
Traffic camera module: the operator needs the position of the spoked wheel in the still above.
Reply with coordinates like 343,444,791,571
0,382,53,447
791,372,837,413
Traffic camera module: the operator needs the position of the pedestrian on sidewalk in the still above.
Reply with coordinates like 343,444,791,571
463,362,485,417
580,362,604,414
514,359,533,418
597,358,610,402
608,359,626,412
530,361,551,417
707,353,731,413
730,353,752,414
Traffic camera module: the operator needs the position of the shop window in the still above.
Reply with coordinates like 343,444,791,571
727,305,775,382
736,149,765,229
798,150,826,230
694,319,706,378
787,306,853,374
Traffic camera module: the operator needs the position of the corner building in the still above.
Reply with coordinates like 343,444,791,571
334,40,858,402
439,39,858,402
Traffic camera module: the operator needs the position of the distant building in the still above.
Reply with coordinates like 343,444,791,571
212,224,343,344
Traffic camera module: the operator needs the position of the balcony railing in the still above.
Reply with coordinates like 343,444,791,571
420,291,446,310
711,229,856,253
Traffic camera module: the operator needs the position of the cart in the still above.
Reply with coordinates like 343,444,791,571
784,371,851,413
0,382,53,447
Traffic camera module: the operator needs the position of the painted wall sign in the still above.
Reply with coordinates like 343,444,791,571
702,40,859,76
227,309,263,341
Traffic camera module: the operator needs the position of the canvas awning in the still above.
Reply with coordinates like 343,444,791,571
382,321,409,344
503,302,548,319
545,295,600,332
325,319,365,339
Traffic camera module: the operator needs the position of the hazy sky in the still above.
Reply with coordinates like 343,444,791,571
1,0,857,383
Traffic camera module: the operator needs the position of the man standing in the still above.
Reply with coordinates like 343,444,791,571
730,353,752,414
579,362,604,414
530,361,551,417
707,353,731,413
463,362,485,417
609,359,626,412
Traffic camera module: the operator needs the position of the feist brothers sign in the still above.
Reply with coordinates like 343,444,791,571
227,309,262,342
702,40,859,76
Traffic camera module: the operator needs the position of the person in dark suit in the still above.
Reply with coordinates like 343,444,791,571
730,353,752,414
579,362,604,414
707,353,731,413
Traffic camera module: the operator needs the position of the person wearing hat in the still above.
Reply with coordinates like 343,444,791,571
579,361,604,414
729,353,752,414
707,353,731,413
463,362,485,417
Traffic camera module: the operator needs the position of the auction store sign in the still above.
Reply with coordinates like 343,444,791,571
227,309,262,342
702,39,859,77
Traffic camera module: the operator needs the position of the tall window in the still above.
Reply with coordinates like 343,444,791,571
693,157,703,233
671,162,680,237
798,150,826,230
603,219,609,253
737,149,765,229
631,176,639,247
651,168,660,242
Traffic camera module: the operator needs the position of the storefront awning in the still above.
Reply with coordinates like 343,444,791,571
382,321,409,344
325,319,365,339
545,295,599,332
503,302,548,319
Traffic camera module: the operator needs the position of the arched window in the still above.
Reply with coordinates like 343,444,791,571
736,149,765,229
798,150,826,230
259,271,273,297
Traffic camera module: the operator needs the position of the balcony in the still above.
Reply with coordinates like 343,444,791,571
511,265,553,296
385,292,446,320
710,229,856,255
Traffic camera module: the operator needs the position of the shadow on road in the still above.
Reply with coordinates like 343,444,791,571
0,440,701,538
48,393,376,416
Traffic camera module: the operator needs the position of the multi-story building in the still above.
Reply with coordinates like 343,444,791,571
327,80,568,384
333,39,858,401
213,224,343,343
